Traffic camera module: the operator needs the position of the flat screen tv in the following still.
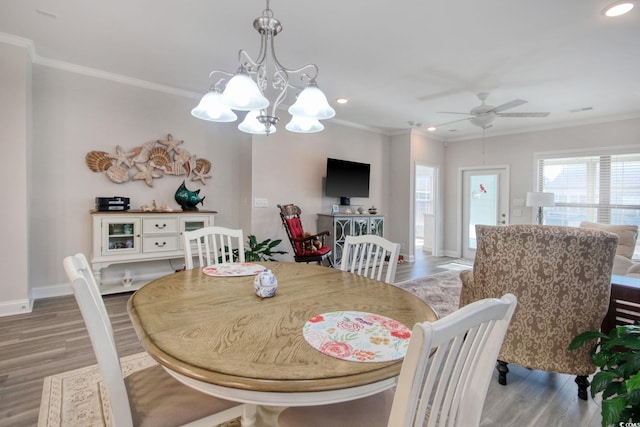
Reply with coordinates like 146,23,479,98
325,158,370,205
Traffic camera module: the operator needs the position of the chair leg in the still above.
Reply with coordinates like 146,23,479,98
575,375,589,400
496,360,509,385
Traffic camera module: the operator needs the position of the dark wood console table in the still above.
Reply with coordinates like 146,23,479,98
601,275,640,334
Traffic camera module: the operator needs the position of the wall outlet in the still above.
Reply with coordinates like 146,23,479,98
254,198,268,208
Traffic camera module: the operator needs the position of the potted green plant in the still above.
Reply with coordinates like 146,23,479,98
568,324,640,426
219,235,287,263
243,234,287,262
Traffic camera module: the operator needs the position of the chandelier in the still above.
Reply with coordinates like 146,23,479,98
191,1,335,135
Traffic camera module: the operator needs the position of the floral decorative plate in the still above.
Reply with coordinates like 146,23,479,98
302,311,412,363
202,263,266,277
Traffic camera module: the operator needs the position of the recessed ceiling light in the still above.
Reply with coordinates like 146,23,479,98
602,1,635,17
427,126,436,132
336,98,348,104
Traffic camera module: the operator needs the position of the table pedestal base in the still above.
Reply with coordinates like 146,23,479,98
256,405,286,427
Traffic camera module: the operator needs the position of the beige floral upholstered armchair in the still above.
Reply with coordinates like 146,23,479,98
459,224,618,400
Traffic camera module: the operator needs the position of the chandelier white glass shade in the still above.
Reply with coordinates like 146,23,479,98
285,115,324,133
239,110,277,135
190,89,237,122
288,81,335,120
191,1,335,135
221,67,269,111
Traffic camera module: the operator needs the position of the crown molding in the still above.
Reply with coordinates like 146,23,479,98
0,32,36,59
34,56,199,99
0,32,200,100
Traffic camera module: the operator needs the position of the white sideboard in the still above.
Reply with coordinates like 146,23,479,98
317,213,384,266
90,210,216,294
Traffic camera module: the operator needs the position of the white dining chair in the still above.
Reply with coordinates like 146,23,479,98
183,226,245,269
63,253,250,427
278,293,517,427
340,234,401,284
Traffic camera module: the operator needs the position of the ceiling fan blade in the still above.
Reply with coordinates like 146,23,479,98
497,112,550,117
436,111,473,115
434,117,472,127
490,99,527,113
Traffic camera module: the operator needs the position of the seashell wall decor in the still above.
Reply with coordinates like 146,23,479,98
85,133,212,187
86,151,112,172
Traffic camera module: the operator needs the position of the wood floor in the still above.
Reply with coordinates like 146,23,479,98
0,253,602,427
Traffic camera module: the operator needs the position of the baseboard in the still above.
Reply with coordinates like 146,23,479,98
442,249,461,258
399,252,415,263
0,297,34,317
31,283,72,300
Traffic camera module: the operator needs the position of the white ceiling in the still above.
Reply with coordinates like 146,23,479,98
1,0,639,140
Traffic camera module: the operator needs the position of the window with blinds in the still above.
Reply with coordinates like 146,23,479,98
536,152,640,232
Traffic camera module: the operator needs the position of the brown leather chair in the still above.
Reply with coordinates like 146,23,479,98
459,224,618,400
278,204,333,266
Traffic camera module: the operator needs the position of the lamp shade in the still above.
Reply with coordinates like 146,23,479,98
191,90,238,122
238,110,276,135
288,82,335,120
526,192,555,207
285,116,324,133
222,70,269,111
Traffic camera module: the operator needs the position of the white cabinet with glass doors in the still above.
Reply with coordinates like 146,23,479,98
90,210,216,294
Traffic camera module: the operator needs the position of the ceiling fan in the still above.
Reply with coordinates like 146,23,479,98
435,92,550,129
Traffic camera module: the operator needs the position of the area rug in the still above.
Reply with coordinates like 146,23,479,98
438,261,473,271
38,352,240,427
39,271,465,426
393,270,466,318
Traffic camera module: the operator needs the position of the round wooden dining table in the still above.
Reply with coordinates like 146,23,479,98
127,261,437,426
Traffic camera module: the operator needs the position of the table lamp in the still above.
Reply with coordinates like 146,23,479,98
526,192,555,225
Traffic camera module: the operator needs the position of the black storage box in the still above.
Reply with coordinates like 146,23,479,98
95,196,130,211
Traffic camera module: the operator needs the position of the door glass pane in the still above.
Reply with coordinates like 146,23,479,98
468,174,498,249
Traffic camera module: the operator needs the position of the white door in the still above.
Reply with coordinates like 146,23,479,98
461,167,509,259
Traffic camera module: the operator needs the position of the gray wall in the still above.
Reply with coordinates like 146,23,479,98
443,118,640,256
2,38,637,316
2,41,420,314
0,42,31,314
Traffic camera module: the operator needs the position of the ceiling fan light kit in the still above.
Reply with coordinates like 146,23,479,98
191,0,335,135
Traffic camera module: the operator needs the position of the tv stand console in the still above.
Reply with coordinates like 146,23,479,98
317,213,384,266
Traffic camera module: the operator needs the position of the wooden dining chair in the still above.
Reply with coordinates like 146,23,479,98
63,253,249,427
278,293,517,427
183,226,245,269
340,234,401,284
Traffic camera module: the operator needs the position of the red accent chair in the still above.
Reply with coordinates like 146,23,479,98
278,204,333,266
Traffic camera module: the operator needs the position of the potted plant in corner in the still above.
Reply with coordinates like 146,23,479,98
220,235,287,263
244,234,287,262
568,324,640,426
